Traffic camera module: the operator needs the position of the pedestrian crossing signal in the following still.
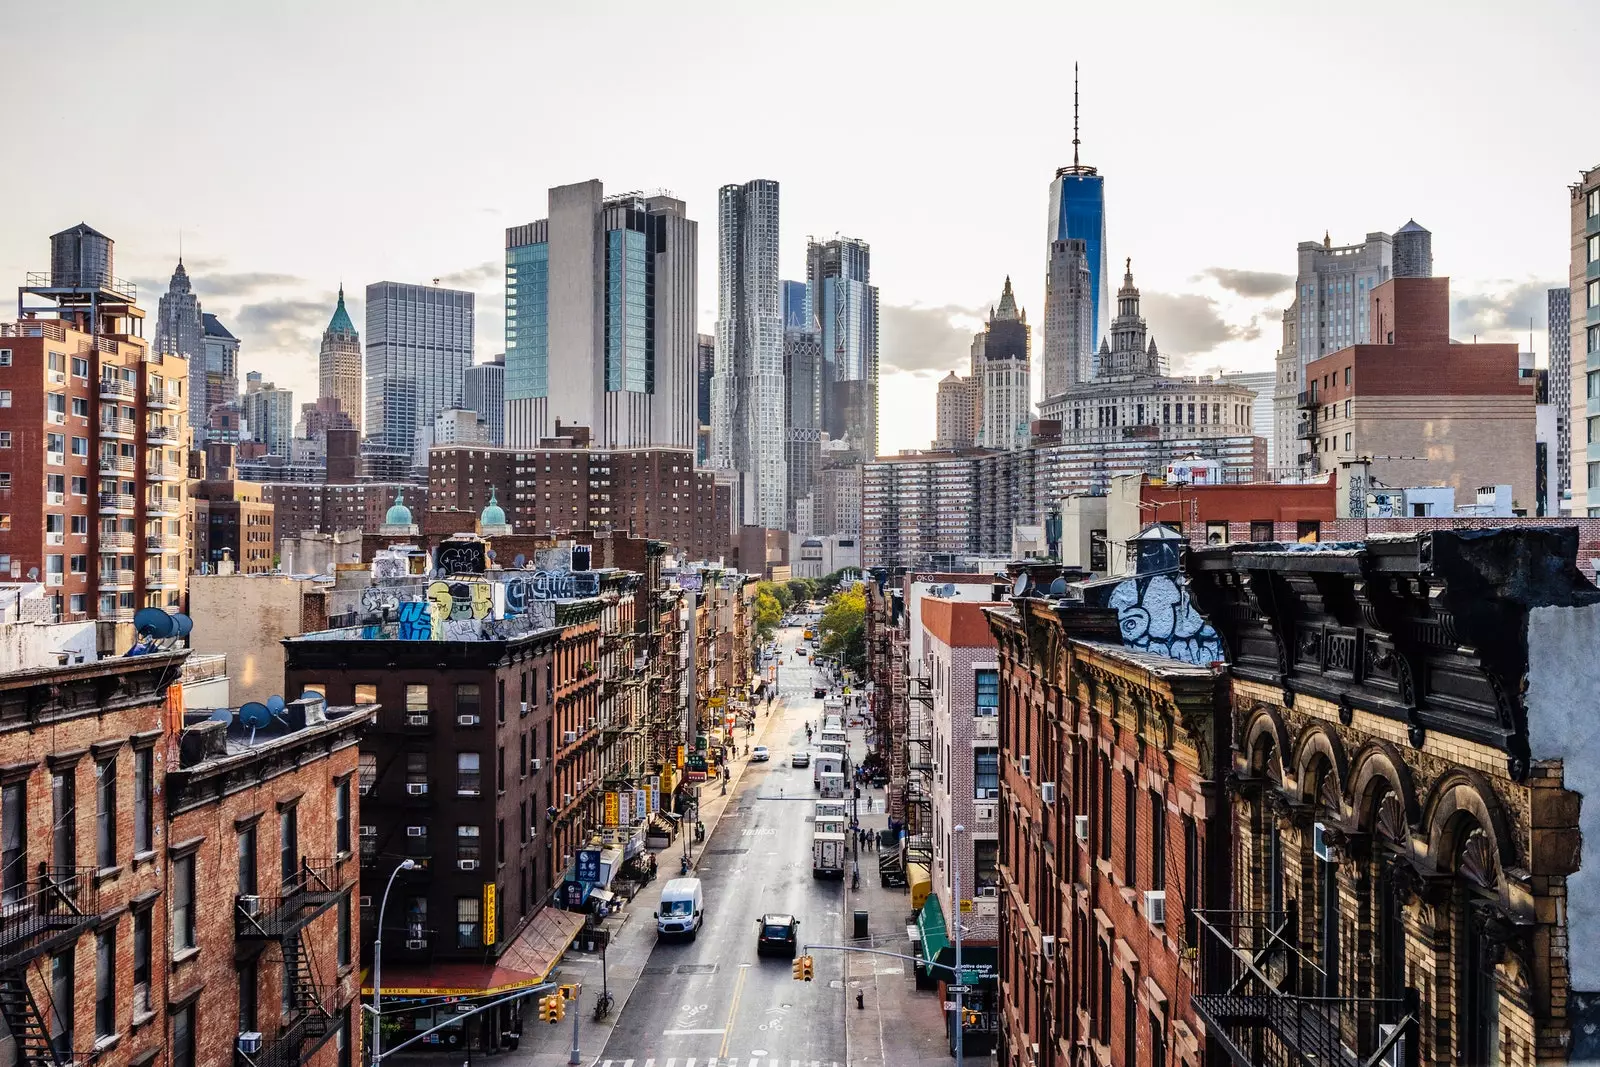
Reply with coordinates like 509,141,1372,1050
962,1008,982,1027
791,954,815,981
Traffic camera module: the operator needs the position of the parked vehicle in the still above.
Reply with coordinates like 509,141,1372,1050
751,745,769,762
792,751,811,768
655,877,704,939
812,752,843,786
757,913,801,955
815,799,848,821
811,832,847,878
818,771,846,799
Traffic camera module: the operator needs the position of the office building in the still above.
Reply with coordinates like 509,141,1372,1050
1041,238,1095,399
1046,68,1109,348
1569,166,1600,515
713,178,786,528
784,325,823,530
806,236,880,459
975,278,1031,452
1222,369,1276,468
1550,286,1572,511
1273,229,1395,473
190,474,274,574
319,284,362,433
782,279,809,330
503,181,698,451
4,223,190,620
461,355,505,446
364,281,474,455
201,311,239,432
153,258,207,442
432,407,491,448
934,371,975,449
242,370,295,458
695,332,714,464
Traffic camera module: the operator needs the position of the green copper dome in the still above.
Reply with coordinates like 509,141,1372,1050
480,486,507,528
327,284,357,336
384,490,413,527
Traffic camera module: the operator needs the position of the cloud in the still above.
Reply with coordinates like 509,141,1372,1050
1198,267,1294,299
1453,279,1558,340
880,302,987,375
194,271,305,297
1142,291,1262,356
235,298,331,351
437,260,502,290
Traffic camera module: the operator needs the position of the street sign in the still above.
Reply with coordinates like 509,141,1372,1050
943,1001,956,1010
482,883,497,946
576,849,602,884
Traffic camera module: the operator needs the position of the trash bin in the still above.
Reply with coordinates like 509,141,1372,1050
854,910,869,939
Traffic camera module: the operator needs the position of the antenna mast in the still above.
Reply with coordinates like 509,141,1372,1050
1073,63,1080,170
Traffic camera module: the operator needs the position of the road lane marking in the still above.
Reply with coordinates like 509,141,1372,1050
662,1029,726,1035
717,965,752,1060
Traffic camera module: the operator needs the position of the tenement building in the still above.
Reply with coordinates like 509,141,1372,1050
1185,528,1597,1067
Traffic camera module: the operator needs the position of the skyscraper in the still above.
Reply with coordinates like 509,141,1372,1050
784,325,823,530
806,236,880,458
364,281,474,456
153,259,206,442
1568,166,1600,515
934,372,975,449
503,180,698,451
975,278,1032,452
1549,286,1571,510
782,280,809,331
201,312,239,432
319,284,362,433
713,178,786,529
696,333,714,465
462,356,506,446
242,371,295,457
1046,66,1109,349
1041,238,1095,399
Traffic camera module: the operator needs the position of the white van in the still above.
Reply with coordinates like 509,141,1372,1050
812,752,843,786
816,800,848,821
656,877,704,939
818,771,846,799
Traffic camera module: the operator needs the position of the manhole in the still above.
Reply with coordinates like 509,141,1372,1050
677,963,717,975
708,848,749,855
640,965,675,975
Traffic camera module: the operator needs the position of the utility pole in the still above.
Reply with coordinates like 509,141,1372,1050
569,982,582,1066
953,824,966,1067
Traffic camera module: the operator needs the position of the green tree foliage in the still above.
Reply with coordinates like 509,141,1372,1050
757,580,794,610
753,589,784,642
784,577,817,606
819,584,867,675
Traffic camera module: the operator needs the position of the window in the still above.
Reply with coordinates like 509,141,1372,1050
1184,815,1200,947
973,669,999,715
70,555,86,575
1589,279,1600,309
456,897,481,948
96,757,116,868
0,390,11,407
0,432,8,449
52,768,75,868
336,779,351,854
280,806,298,887
457,825,481,866
1150,789,1166,892
51,951,74,1057
974,748,999,797
1150,1013,1167,1067
0,350,9,366
1296,520,1321,543
72,396,88,417
456,683,481,719
1248,520,1274,543
2,780,26,905
96,927,116,1039
71,513,87,533
171,854,196,952
71,356,88,379
171,1004,194,1067
1124,772,1138,887
238,961,258,1033
337,894,351,969
405,684,428,719
1123,975,1137,1067
1100,756,1113,860
1098,939,1112,1043
457,752,482,795
238,824,258,896
354,683,377,705
132,908,151,1016
71,436,87,457
133,748,152,854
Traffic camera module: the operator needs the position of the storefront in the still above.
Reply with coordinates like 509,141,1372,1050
914,896,999,1056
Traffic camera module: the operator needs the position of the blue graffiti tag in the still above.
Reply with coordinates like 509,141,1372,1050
1106,573,1222,665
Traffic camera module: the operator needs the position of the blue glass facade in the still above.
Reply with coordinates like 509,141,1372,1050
505,241,548,401
1051,173,1108,347
605,228,650,392
782,279,809,330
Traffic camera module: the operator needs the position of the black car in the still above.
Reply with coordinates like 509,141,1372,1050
813,686,827,698
757,913,800,957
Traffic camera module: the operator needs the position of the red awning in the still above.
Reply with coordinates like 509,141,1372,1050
360,907,585,997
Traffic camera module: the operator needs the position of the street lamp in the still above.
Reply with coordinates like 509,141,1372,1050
371,858,416,1065
952,824,966,1067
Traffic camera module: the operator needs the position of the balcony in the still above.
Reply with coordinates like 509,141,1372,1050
145,535,178,552
147,572,178,590
98,379,134,401
146,390,179,410
99,532,134,552
1296,390,1317,409
0,866,100,972
98,493,135,515
146,425,179,445
99,569,135,589
146,497,180,518
98,455,134,476
1191,908,1418,1067
1294,419,1315,441
146,462,179,482
234,859,343,941
99,418,135,440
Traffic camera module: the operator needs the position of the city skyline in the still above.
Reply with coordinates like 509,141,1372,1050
0,3,1583,458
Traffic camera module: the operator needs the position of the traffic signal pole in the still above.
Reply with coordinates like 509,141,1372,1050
569,981,582,1066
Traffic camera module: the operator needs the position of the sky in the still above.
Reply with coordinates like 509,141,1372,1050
0,0,1588,455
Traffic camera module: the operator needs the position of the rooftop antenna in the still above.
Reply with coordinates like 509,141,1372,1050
1073,63,1080,170
238,701,272,747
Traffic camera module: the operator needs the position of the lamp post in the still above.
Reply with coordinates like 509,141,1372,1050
952,824,966,1067
372,858,416,1065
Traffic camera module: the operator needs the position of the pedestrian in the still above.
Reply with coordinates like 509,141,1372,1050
856,990,865,1010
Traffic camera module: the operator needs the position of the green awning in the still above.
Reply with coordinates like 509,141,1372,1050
917,894,950,969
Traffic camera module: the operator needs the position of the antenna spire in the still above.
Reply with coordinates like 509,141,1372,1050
1073,63,1080,170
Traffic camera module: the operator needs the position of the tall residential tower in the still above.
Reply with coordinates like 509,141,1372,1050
364,281,474,456
806,236,880,459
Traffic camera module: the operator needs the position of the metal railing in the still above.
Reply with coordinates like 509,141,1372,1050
1190,908,1417,1067
98,379,134,400
25,272,137,301
0,865,100,973
234,858,342,941
99,418,135,437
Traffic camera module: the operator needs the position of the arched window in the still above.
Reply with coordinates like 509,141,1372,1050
1306,758,1340,998
1249,735,1285,914
1454,822,1501,1066
1369,783,1407,1003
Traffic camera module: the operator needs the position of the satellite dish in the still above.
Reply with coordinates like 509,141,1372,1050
207,708,233,723
26,568,38,581
132,608,176,639
238,702,272,730
1049,576,1068,596
513,554,527,569
265,695,286,715
170,614,193,638
1012,573,1030,598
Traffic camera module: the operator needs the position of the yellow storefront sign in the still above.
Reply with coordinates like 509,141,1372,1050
483,883,497,945
604,791,620,827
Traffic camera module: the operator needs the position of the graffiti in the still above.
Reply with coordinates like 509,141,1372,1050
371,552,407,582
677,573,703,593
360,586,401,618
428,580,492,622
504,575,528,615
397,601,432,641
1106,573,1223,666
435,540,487,576
528,570,600,600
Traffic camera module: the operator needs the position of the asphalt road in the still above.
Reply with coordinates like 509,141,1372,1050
594,625,849,1067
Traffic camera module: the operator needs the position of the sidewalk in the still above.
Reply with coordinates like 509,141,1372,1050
508,692,793,1067
842,719,970,1066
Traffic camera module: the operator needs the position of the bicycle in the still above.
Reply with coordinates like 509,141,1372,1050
594,991,614,1021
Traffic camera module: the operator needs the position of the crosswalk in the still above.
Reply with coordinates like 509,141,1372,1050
593,1060,841,1067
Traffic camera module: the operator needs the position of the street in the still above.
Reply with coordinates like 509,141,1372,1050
591,624,849,1067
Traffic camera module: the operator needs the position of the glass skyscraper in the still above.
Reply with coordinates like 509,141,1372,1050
782,279,809,330
806,237,879,460
364,281,475,456
1047,170,1108,350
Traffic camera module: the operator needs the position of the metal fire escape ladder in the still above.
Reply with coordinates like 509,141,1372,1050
0,972,61,1067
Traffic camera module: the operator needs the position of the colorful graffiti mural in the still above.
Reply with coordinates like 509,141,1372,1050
1106,572,1223,665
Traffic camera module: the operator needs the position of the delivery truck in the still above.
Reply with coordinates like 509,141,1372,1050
812,752,844,786
818,771,846,799
811,832,847,878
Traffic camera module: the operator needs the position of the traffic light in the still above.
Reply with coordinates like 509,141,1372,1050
538,995,559,1025
962,1008,982,1027
551,994,566,1022
791,954,815,981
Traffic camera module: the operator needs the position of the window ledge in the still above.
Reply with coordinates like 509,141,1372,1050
92,1034,121,1056
95,864,124,883
131,850,157,869
335,850,352,864
129,1009,155,1032
170,946,200,967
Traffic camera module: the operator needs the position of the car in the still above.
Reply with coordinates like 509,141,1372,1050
751,745,770,762
757,913,799,957
792,751,811,767
813,686,827,698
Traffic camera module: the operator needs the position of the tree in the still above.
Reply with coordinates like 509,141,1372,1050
757,580,794,610
753,589,784,642
785,577,817,606
818,584,867,675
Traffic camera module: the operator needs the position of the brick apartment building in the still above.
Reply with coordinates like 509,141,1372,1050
0,650,373,1067
0,223,190,621
191,477,274,574
263,482,428,544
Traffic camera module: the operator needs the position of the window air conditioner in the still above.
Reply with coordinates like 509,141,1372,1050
405,938,428,950
1074,815,1089,841
458,859,479,871
529,758,542,771
237,1033,263,1056
1041,935,1056,960
457,714,480,727
521,702,529,714
1040,782,1057,805
1019,755,1030,778
406,782,428,795
563,794,573,806
406,826,426,838
360,825,377,838
563,731,578,744
237,895,260,916
1144,890,1167,927
407,714,430,726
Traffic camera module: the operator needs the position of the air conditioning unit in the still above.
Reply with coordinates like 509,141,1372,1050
977,885,999,898
528,825,537,840
406,782,428,795
359,895,372,908
1040,782,1057,805
46,492,63,506
563,731,577,744
588,717,598,729
458,859,479,871
563,794,573,806
237,895,260,916
1074,815,1089,841
1041,935,1056,960
45,532,63,546
237,1032,263,1056
407,714,430,726
1019,755,1030,778
48,371,65,385
360,825,377,838
1144,890,1167,927
405,938,428,950
520,702,529,714
457,714,480,727
406,826,426,838
49,412,65,424
528,758,542,772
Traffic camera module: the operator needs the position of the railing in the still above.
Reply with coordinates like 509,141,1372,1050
98,569,135,588
0,865,100,972
25,272,138,301
146,463,178,480
146,497,179,515
146,426,178,444
98,379,134,401
146,391,180,409
1190,908,1417,1067
234,858,342,941
99,532,134,551
98,455,134,475
99,418,135,437
145,535,177,552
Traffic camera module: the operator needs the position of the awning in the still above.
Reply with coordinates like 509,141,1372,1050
917,894,950,970
934,944,999,987
359,906,584,997
496,904,586,983
589,889,615,904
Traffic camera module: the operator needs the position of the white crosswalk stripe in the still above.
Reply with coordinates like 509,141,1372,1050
598,1060,838,1067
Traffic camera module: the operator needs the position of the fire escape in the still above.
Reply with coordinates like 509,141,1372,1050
235,859,348,1067
1295,391,1321,475
903,671,935,870
0,866,98,1067
1191,904,1419,1067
